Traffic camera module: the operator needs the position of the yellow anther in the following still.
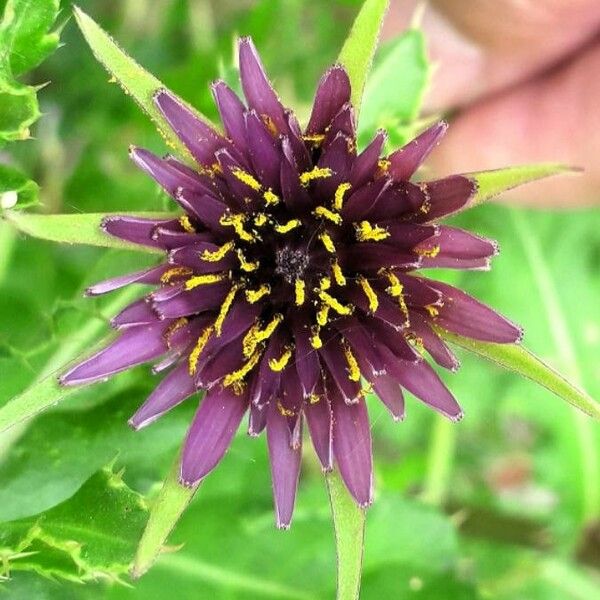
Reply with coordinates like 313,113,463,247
237,249,259,272
331,261,346,286
245,285,271,303
219,213,255,242
253,213,269,227
295,279,306,306
274,219,301,234
425,304,439,318
319,276,332,291
309,393,321,404
343,344,361,382
188,326,213,375
164,317,189,349
319,232,336,254
405,332,425,354
418,183,431,214
314,206,342,225
333,182,352,211
377,159,391,172
382,271,403,297
200,241,234,262
358,276,379,312
318,291,353,316
160,266,192,284
310,326,323,349
242,314,284,358
184,273,227,290
300,166,333,186
231,167,261,191
354,220,390,242
415,244,441,258
214,285,238,336
263,189,280,206
269,347,293,372
316,304,330,326
179,215,196,233
276,399,295,417
223,350,262,388
302,134,325,145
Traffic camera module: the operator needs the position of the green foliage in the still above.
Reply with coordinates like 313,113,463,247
0,465,149,584
0,163,38,209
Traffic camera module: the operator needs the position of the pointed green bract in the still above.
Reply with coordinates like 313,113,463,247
326,470,366,600
437,330,600,420
73,6,216,161
468,163,579,204
0,164,39,209
133,455,198,579
338,0,389,119
3,210,177,252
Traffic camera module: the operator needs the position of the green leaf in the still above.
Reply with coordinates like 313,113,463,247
0,464,148,583
468,163,579,204
0,164,38,210
133,455,198,579
73,6,215,161
436,330,600,420
358,29,430,144
2,210,176,252
326,470,365,600
338,0,389,118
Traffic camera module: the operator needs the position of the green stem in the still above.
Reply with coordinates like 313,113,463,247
0,221,17,283
325,470,366,600
422,415,456,506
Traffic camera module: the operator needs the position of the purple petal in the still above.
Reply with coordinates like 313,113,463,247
102,215,177,250
250,332,287,406
387,121,448,181
306,65,351,134
365,181,426,222
175,188,229,232
305,385,333,471
292,313,321,398
60,322,168,386
322,103,355,150
350,130,386,188
379,222,438,249
413,175,476,223
393,273,442,308
111,298,158,328
245,110,281,191
280,151,312,212
197,338,243,388
151,281,230,320
319,339,362,405
211,80,248,154
248,399,268,436
86,264,170,296
129,361,196,430
168,242,235,272
180,386,247,486
361,315,420,362
408,312,459,371
371,375,405,420
342,243,421,272
314,133,354,199
341,177,391,222
336,319,386,379
283,113,311,171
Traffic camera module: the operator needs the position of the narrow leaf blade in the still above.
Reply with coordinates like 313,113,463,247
3,210,176,252
338,0,389,118
437,330,600,419
326,469,366,600
133,455,198,579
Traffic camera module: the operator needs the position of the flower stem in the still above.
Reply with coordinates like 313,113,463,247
422,415,456,506
325,469,366,600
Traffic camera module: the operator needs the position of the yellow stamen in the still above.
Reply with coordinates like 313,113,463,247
358,276,378,312
223,350,262,388
302,134,325,145
377,159,391,172
231,167,261,191
242,314,284,358
164,317,188,349
318,291,353,316
309,393,321,404
276,399,295,417
188,326,213,375
269,347,293,372
405,332,425,354
184,273,227,290
333,182,352,211
274,219,301,234
316,304,330,326
343,344,361,382
415,244,441,258
160,266,192,284
319,276,331,291
331,260,346,286
179,215,196,233
382,271,403,297
425,304,439,318
300,166,332,186
354,220,390,242
219,213,255,242
237,249,259,272
245,285,271,303
319,232,336,254
295,279,306,306
214,285,238,336
310,326,323,349
314,206,342,225
418,183,431,214
253,213,268,227
200,241,234,262
263,189,280,206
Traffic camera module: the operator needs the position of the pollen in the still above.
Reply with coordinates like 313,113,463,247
231,167,261,191
243,314,284,358
355,221,390,242
253,213,269,227
245,284,270,303
358,276,378,312
237,249,259,272
383,271,403,297
269,347,293,372
425,304,439,318
188,326,213,375
318,291,353,316
319,232,336,254
310,326,323,349
309,393,321,404
160,266,193,284
184,273,227,290
263,189,280,206
343,344,361,382
331,260,346,286
333,182,352,211
179,215,196,233
295,279,306,306
223,350,262,388
415,244,441,258
276,399,295,417
214,285,238,335
316,304,330,326
164,317,189,349
302,133,325,145
200,241,235,262
377,158,391,172
319,276,332,291
219,213,255,242
314,206,342,225
274,219,301,234
300,166,332,186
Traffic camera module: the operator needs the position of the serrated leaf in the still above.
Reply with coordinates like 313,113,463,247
436,330,600,419
0,465,148,583
338,0,389,119
133,455,198,579
73,6,215,161
0,164,38,209
358,29,430,144
3,210,176,252
0,77,39,142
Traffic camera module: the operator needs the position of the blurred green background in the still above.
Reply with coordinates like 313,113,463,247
1,0,599,598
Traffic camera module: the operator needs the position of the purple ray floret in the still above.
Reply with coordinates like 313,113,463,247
60,37,523,527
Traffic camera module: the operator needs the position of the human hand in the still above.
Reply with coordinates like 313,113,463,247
383,0,600,206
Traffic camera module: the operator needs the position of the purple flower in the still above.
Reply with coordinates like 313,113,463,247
61,38,522,527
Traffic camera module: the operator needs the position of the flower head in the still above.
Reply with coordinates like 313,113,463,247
61,37,522,527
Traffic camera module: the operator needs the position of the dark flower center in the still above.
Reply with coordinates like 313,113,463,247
275,245,310,284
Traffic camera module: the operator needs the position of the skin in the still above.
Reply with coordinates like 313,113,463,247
383,0,600,206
